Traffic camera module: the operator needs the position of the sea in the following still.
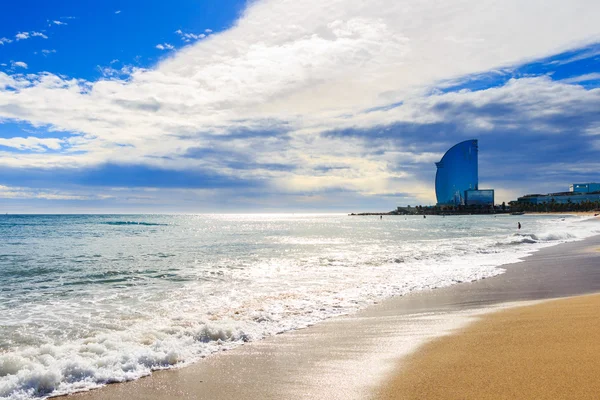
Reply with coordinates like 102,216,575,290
0,213,598,399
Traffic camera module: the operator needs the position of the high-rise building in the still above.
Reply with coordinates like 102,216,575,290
435,139,494,206
435,139,478,205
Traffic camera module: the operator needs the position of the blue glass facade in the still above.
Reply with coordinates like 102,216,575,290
465,189,494,206
435,140,479,205
518,193,600,204
570,183,600,193
519,182,600,204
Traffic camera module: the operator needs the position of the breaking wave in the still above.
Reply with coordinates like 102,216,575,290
1,214,598,399
103,221,168,226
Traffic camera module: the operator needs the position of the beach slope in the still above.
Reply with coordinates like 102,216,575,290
377,293,600,400
69,232,600,400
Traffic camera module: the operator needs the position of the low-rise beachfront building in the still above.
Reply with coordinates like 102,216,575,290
570,183,600,193
435,139,495,206
465,189,495,206
517,192,600,205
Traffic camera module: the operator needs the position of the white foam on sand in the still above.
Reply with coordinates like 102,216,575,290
1,216,598,399
284,300,545,400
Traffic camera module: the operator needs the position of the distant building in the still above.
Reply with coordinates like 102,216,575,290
435,139,494,206
465,189,495,206
518,182,600,204
570,183,600,193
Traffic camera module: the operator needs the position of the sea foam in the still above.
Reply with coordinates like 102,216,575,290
0,214,598,399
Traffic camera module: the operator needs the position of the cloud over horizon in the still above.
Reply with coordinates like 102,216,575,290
0,0,599,211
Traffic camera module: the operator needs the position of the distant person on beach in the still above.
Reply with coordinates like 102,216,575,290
518,222,521,230
380,215,382,220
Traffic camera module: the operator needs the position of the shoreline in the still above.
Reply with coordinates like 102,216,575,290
524,211,600,216
377,293,600,399
349,211,600,217
68,223,600,400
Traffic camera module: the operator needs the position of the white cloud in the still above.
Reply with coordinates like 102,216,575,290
97,64,142,78
156,43,175,51
0,184,109,200
0,137,63,151
562,73,600,84
41,49,57,55
115,10,121,14
15,32,29,41
12,61,28,69
15,31,47,41
0,37,12,45
31,31,48,39
175,30,206,42
52,20,67,26
552,47,600,66
0,0,599,202
205,29,212,33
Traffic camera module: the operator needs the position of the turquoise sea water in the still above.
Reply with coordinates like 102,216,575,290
0,214,598,399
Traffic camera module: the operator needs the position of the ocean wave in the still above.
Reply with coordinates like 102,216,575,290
496,237,537,246
512,231,576,243
102,221,168,226
0,257,512,399
1,214,598,399
0,322,248,400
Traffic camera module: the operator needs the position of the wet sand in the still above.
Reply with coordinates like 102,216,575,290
377,293,600,400
69,226,600,400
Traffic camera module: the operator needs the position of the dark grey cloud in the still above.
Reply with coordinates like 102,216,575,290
321,77,600,197
0,164,263,190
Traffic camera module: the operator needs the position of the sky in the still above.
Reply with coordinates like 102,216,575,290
0,0,599,213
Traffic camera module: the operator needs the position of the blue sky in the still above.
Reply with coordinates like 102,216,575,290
0,0,599,212
0,0,244,79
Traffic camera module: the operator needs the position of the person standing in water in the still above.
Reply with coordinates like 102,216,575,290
518,222,521,230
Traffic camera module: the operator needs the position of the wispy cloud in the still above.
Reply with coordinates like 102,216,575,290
41,49,57,56
15,32,29,41
51,20,67,26
562,73,600,84
11,61,28,69
115,10,121,14
96,64,142,78
0,0,599,205
175,29,206,42
0,184,110,200
551,47,600,66
0,137,63,151
155,43,175,51
15,31,48,41
31,31,48,39
0,37,12,45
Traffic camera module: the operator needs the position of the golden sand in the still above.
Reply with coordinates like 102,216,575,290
377,293,600,400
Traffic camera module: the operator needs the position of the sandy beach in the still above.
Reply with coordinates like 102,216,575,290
69,226,600,400
377,293,600,400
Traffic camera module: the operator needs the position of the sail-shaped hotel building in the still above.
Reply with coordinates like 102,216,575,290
435,139,494,206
